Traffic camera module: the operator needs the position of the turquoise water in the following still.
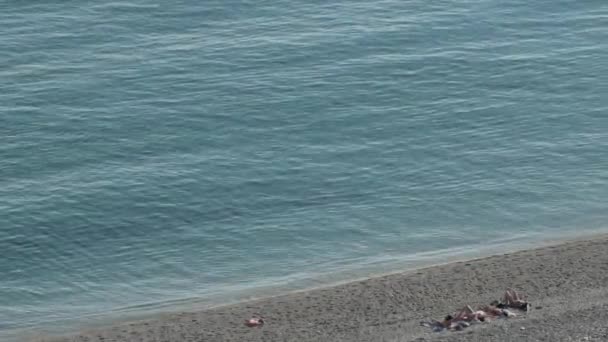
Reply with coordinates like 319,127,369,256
1,0,607,339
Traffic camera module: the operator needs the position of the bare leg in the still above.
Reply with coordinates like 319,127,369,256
503,289,516,305
501,290,509,304
453,306,475,321
511,289,523,302
507,288,525,304
453,308,466,321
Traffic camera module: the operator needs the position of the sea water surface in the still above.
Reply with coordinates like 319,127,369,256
1,0,607,339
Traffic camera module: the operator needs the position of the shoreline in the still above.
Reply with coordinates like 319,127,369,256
8,230,581,339
31,231,608,342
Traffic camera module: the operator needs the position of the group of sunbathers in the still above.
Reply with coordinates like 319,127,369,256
244,288,529,332
421,288,530,332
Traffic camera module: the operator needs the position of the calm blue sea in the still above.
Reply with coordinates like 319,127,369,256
1,0,607,339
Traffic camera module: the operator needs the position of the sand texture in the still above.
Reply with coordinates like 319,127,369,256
35,235,608,342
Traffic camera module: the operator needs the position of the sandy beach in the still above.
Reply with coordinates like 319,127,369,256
35,234,608,342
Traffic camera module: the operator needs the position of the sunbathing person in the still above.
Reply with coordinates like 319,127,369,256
490,288,530,311
480,304,516,318
453,304,516,321
420,314,471,332
503,288,530,310
453,305,484,322
421,305,484,331
244,317,264,327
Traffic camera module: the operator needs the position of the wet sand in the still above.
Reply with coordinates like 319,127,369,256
35,234,608,342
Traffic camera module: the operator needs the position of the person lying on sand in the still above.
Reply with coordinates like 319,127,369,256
453,304,515,322
453,305,483,322
420,306,485,332
491,288,530,311
420,314,471,332
244,317,264,327
420,300,518,331
480,304,516,318
503,288,530,311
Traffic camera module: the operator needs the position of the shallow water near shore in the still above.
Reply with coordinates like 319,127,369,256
1,0,607,340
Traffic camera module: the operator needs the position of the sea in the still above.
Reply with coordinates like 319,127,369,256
1,0,607,340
